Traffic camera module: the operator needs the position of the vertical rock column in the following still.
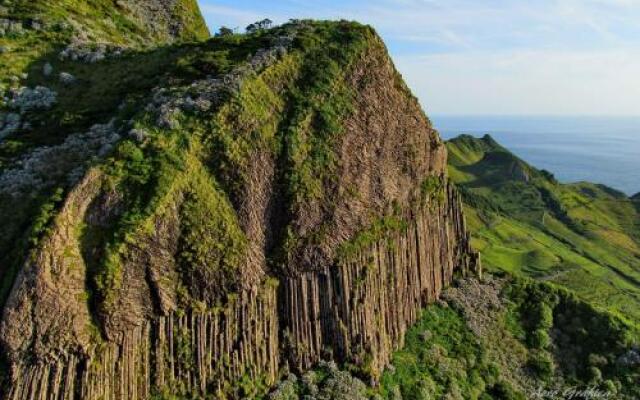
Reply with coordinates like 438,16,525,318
7,282,280,400
280,180,479,376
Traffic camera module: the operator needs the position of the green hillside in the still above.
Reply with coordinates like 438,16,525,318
0,0,209,86
447,134,640,324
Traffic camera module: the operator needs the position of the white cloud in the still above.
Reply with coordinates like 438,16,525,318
396,49,640,115
199,4,265,21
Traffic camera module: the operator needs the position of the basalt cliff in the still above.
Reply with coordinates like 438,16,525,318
0,2,479,399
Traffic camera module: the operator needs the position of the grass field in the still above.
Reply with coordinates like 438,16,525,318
447,134,640,325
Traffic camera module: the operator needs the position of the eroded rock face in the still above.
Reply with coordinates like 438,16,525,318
281,182,477,377
283,40,448,274
0,26,479,400
1,169,107,369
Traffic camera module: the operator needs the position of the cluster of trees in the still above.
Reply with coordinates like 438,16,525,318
246,19,273,33
216,18,274,37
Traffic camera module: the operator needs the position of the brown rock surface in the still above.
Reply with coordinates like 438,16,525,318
0,26,480,399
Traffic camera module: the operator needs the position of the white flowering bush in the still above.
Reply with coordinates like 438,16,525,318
7,86,57,113
0,120,120,197
617,347,640,368
59,72,76,85
58,40,123,63
268,361,369,400
269,374,299,400
146,33,296,132
43,62,53,76
0,112,21,139
0,18,24,36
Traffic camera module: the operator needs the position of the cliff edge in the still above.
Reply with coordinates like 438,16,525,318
0,11,479,400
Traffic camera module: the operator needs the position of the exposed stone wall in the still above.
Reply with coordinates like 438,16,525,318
280,180,479,376
2,180,477,400
6,284,279,400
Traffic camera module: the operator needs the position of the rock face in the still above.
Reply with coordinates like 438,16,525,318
0,20,479,400
281,182,477,376
111,0,210,43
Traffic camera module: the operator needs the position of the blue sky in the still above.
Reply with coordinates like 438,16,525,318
198,0,640,116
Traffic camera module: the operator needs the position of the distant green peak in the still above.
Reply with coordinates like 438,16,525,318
448,133,505,153
480,133,500,147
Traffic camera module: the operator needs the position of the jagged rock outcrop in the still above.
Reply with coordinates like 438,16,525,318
0,17,480,400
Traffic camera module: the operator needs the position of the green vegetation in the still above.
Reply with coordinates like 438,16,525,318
503,277,639,396
419,175,446,208
1,33,270,168
337,213,407,260
279,23,370,204
268,361,370,400
0,9,259,311
175,162,248,305
5,0,207,42
0,27,278,311
0,0,208,100
447,134,640,323
0,185,64,307
379,304,520,400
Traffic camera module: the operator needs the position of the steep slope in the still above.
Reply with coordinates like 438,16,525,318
0,19,478,400
447,134,640,323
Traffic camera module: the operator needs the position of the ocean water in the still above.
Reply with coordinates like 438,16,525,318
432,116,640,196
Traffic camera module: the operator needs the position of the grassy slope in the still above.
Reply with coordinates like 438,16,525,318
4,0,208,43
0,0,208,85
0,0,209,166
446,134,640,324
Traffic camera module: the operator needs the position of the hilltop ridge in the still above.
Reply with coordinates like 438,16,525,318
447,133,640,322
